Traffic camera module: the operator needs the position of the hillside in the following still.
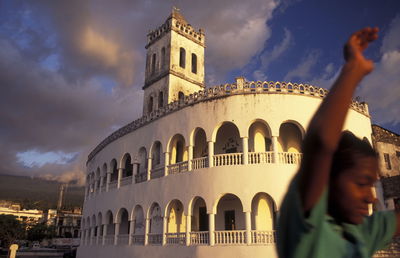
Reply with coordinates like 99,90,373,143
0,174,84,211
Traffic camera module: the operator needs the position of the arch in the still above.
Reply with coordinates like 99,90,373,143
150,141,163,168
189,196,208,232
251,192,276,230
278,121,304,153
110,159,118,182
97,212,103,227
116,208,130,235
191,53,197,74
138,147,148,175
105,210,115,235
248,120,272,152
168,134,187,164
165,199,186,233
214,122,242,154
192,128,208,158
131,205,145,235
214,194,245,230
121,153,133,178
148,202,163,234
179,47,186,68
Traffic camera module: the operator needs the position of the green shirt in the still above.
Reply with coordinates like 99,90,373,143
277,175,397,258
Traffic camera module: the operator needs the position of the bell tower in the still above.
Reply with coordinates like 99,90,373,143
142,8,205,115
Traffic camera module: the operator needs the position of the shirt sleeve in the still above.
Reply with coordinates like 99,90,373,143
361,210,397,255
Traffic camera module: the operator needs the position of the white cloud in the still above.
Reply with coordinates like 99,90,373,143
283,50,321,82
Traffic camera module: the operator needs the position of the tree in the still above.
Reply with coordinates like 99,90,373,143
27,223,56,242
0,214,26,248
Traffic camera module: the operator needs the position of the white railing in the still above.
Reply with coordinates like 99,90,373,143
148,233,162,245
191,157,208,170
108,181,117,189
214,230,246,245
135,173,147,183
278,152,302,164
117,234,129,245
213,153,243,166
167,161,189,174
190,231,209,245
166,232,186,245
151,166,165,179
104,235,114,245
131,234,145,245
251,230,276,245
120,176,132,186
248,152,273,164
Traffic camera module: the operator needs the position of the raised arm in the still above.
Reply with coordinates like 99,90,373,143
298,27,379,212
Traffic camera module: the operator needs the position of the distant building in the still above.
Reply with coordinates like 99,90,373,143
0,201,43,226
55,208,82,238
372,124,400,211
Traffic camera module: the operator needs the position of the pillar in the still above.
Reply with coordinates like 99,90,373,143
114,223,120,245
162,216,167,246
117,168,123,188
208,141,214,168
105,172,111,192
188,145,194,171
144,218,150,245
99,176,104,193
186,214,191,246
272,136,279,163
242,137,249,165
102,224,107,246
128,220,134,245
147,157,152,180
132,162,139,184
164,152,170,176
209,213,215,246
245,211,252,245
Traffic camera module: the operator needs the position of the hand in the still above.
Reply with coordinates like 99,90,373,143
343,27,379,75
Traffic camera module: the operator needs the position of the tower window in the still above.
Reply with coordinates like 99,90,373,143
161,47,166,69
179,48,186,68
383,153,391,170
158,91,164,108
192,53,197,74
148,96,153,113
178,91,184,103
151,53,156,74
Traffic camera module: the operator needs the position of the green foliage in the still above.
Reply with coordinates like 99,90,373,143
26,223,56,242
0,215,26,248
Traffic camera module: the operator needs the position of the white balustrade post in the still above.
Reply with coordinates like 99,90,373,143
209,213,215,246
186,214,191,246
132,162,139,184
106,171,111,192
188,145,193,171
128,220,134,245
114,223,120,245
272,136,279,163
144,218,150,245
208,141,214,168
117,168,123,188
147,157,152,180
162,216,167,246
242,137,249,165
164,152,170,176
245,211,252,245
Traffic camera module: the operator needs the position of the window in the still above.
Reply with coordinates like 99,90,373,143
383,153,391,170
161,47,166,69
178,91,184,103
148,96,153,113
179,47,186,68
191,53,197,74
158,91,164,108
151,53,156,74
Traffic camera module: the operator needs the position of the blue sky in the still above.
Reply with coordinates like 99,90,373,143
0,0,399,183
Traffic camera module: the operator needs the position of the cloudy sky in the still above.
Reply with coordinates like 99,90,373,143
0,0,399,185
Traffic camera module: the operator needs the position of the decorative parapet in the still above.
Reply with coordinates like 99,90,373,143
87,79,370,164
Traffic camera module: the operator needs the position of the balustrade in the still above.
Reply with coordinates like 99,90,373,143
117,234,129,245
148,233,162,245
108,181,117,189
251,230,276,245
104,235,114,245
150,166,165,179
135,173,147,183
190,231,209,245
278,152,302,164
167,161,189,174
131,234,145,245
120,176,132,187
191,157,208,170
214,230,246,245
213,153,242,166
165,232,186,245
248,152,273,164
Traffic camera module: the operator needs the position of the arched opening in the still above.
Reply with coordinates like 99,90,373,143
192,128,208,170
251,193,275,230
158,91,164,108
215,194,244,231
168,134,187,174
136,147,148,183
191,53,197,74
110,159,118,187
278,122,303,164
117,208,130,245
132,206,145,245
105,211,114,245
97,213,103,242
166,200,186,244
151,141,164,178
148,203,162,245
95,168,100,193
179,47,186,68
91,215,97,243
178,91,185,104
214,123,242,166
248,121,272,164
191,197,208,232
151,53,156,74
101,163,107,190
148,96,153,113
122,153,133,178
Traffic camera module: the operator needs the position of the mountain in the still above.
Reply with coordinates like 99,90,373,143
0,174,84,211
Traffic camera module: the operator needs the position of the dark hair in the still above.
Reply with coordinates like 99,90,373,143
330,131,377,178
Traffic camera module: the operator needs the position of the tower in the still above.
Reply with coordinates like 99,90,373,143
142,8,205,115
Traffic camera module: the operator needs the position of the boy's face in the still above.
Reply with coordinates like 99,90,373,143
328,156,379,224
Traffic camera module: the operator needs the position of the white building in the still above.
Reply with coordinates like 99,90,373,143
77,10,373,258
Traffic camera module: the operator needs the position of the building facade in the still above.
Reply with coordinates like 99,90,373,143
77,10,373,258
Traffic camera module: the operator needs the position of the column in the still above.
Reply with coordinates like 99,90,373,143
84,186,88,201
147,157,152,180
105,172,111,192
114,223,120,245
245,211,252,245
117,168,123,188
132,162,139,184
188,145,194,171
80,227,85,245
102,224,107,246
242,137,249,165
96,226,100,245
164,152,170,176
272,136,279,164
208,141,214,168
99,176,104,193
144,218,150,245
209,213,215,246
128,220,134,245
162,216,167,246
185,214,191,246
